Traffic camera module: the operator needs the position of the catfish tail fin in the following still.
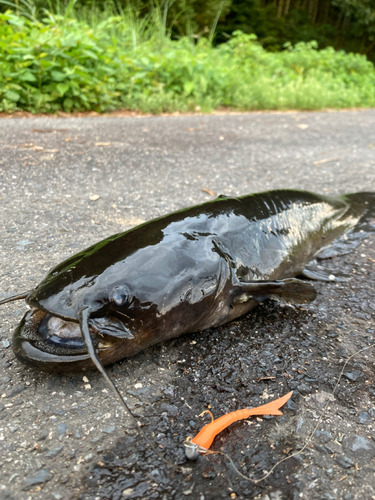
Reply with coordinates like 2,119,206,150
317,192,375,260
342,192,375,234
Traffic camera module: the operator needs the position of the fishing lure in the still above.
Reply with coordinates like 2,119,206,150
184,391,293,459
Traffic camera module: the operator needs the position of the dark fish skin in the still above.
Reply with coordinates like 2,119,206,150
12,189,375,373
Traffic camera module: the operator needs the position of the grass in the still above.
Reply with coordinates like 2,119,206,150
1,1,375,113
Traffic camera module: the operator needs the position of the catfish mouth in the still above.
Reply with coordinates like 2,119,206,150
39,313,127,351
14,308,125,358
39,314,88,349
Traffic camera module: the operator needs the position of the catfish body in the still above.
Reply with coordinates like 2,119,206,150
11,189,375,372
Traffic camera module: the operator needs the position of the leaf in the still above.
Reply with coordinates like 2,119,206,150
18,71,37,83
5,90,20,102
51,70,66,82
183,81,195,95
63,97,73,111
56,82,70,96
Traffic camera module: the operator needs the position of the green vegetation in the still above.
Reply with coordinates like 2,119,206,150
1,1,375,113
4,0,374,61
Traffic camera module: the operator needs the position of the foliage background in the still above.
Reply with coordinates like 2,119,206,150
4,0,373,61
1,0,375,113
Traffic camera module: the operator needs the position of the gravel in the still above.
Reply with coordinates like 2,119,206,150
0,110,374,499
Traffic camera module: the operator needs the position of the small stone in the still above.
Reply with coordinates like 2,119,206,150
343,435,375,462
38,430,48,441
354,312,367,320
285,399,298,412
8,473,19,484
44,446,63,458
314,430,332,443
57,423,68,435
102,425,115,434
161,386,175,398
8,425,18,434
159,403,179,416
22,469,53,490
327,331,338,338
343,494,354,500
325,468,334,478
344,371,363,382
0,340,10,349
321,492,336,500
314,443,329,455
52,493,63,500
296,417,305,432
54,409,65,415
335,455,354,468
308,391,334,405
59,474,70,484
7,385,25,398
357,412,372,424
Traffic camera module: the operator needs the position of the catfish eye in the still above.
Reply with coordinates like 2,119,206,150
110,285,129,307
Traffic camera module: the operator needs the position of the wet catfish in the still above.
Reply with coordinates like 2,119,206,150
3,189,375,373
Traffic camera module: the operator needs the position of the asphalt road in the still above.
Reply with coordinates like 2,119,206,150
0,110,374,500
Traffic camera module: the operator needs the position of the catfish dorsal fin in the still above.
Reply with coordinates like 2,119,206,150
233,278,317,305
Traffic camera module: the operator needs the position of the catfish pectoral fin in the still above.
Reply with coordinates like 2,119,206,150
233,278,317,305
302,262,351,282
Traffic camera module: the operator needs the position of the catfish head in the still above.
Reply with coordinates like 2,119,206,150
10,225,226,373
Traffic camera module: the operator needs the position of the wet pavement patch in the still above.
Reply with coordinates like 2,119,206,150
81,239,375,499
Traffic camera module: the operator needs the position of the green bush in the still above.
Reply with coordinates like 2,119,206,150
1,8,375,113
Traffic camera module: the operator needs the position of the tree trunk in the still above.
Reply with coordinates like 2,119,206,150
342,13,351,32
308,0,314,20
284,0,291,15
335,11,343,29
278,0,285,17
323,0,330,24
312,0,319,24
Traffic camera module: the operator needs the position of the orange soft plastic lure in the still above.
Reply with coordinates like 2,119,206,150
184,391,293,459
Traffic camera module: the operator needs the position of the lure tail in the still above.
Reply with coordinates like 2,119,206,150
242,391,293,416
